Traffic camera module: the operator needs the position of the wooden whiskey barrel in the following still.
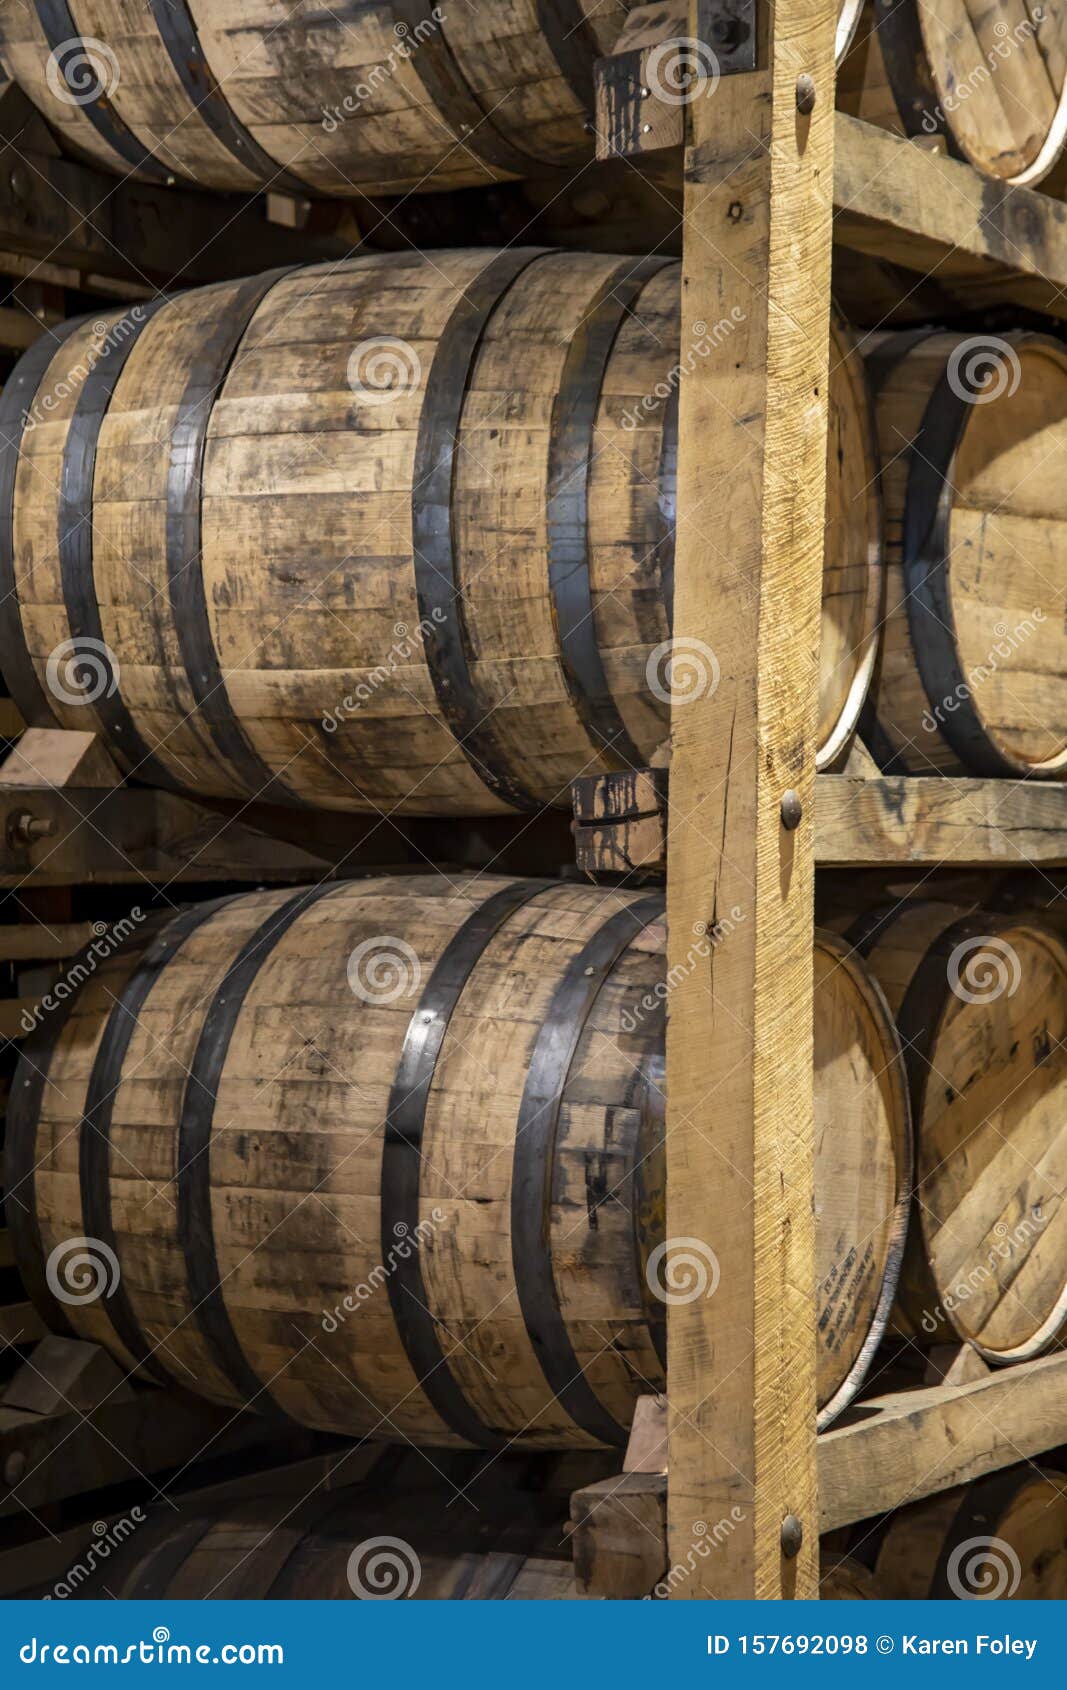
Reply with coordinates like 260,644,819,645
874,1466,1067,1599
850,900,1067,1360
44,1450,593,1600
839,1,1067,188
6,880,909,1444
818,1555,881,1599
0,2,631,197
864,330,1067,779
0,256,882,814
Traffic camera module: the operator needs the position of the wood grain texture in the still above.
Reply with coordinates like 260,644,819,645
818,1350,1067,1528
663,0,837,1599
0,0,631,194
837,0,1067,185
9,881,906,1445
874,1465,1067,1598
867,331,1067,779
6,254,879,815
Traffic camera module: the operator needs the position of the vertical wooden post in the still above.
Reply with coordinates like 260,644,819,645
664,0,837,1598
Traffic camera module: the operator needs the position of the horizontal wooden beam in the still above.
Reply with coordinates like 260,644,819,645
574,771,1067,875
0,789,343,886
818,1351,1067,1530
816,776,1067,866
833,113,1067,318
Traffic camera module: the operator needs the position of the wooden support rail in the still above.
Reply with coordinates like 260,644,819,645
664,0,836,1600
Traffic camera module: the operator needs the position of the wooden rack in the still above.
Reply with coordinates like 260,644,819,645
620,0,1067,1601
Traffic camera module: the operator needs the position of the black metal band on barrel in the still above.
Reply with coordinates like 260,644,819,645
178,883,347,1421
147,0,312,195
411,248,549,811
165,267,306,807
872,0,956,155
32,3,174,183
382,879,552,1447
5,976,88,1342
123,1515,217,1599
0,316,85,730
389,2,556,178
929,1467,1029,1599
537,0,609,110
901,345,1034,779
79,898,237,1381
58,300,180,789
547,256,670,769
511,894,664,1446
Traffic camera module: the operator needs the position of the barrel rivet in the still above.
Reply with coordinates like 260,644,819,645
795,74,816,115
780,790,802,830
781,1514,803,1558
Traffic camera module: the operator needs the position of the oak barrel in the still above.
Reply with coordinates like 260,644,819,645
0,255,882,813
839,1,1067,188
0,2,631,197
874,1466,1067,1599
38,1450,595,1600
6,879,909,1444
850,900,1067,1360
864,330,1067,779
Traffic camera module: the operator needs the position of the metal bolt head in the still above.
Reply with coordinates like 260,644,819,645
3,1451,27,1488
781,1513,803,1558
780,790,803,831
795,74,817,115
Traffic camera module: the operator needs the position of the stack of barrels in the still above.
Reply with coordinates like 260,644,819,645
1,0,1067,1606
